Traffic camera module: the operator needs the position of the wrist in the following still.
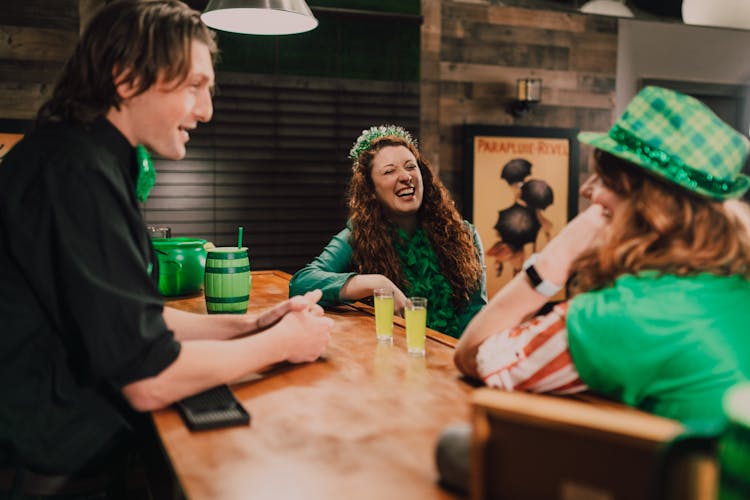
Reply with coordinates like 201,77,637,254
533,250,570,286
522,253,563,298
364,274,392,296
238,314,258,336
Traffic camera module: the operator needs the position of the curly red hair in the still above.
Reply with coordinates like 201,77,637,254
348,136,483,309
572,150,750,293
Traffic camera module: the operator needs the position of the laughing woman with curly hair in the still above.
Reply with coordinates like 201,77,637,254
289,125,487,338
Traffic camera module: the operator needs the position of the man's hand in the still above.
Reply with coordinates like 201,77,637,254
275,307,333,363
253,289,325,332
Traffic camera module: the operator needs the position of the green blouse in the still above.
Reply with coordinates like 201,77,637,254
289,223,487,338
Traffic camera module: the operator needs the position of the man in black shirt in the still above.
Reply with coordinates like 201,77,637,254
0,0,332,495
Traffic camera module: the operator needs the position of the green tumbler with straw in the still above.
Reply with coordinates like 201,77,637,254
204,227,251,314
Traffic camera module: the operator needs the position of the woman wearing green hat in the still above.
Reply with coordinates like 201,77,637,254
437,86,750,493
455,85,750,423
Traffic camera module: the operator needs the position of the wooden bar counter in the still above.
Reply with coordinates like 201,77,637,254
152,270,473,499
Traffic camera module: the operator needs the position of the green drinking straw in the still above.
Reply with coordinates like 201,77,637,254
237,226,244,249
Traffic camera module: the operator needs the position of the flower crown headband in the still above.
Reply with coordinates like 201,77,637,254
348,125,418,168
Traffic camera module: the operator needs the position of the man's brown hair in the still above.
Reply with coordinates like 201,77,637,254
37,0,217,126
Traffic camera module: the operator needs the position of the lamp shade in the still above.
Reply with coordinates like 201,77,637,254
579,0,634,18
201,0,319,35
682,0,750,30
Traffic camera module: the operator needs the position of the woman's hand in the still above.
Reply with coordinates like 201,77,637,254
340,274,408,314
535,204,610,285
369,275,408,315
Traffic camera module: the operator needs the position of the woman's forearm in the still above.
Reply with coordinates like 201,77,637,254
340,274,409,313
454,272,549,378
455,205,608,378
339,274,386,301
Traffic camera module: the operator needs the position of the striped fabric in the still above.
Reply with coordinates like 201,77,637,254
476,302,587,395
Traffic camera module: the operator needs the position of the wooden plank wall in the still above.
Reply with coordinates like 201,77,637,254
142,72,419,272
2,0,617,272
421,0,618,211
0,0,79,120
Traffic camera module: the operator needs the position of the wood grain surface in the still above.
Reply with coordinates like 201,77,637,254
154,270,471,500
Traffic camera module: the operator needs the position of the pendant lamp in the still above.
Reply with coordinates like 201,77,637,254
201,0,319,35
579,0,635,18
682,0,750,30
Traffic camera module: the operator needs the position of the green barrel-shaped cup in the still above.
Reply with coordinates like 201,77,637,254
204,247,251,314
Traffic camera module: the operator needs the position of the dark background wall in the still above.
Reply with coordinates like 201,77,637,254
142,1,422,270
0,1,78,121
2,0,618,273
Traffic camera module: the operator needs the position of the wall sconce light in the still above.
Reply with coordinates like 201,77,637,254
510,78,542,118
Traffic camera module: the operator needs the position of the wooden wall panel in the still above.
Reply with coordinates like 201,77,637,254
0,0,78,120
1,1,79,31
1,0,617,274
0,25,78,61
422,0,618,212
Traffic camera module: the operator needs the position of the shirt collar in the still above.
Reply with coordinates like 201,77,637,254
88,117,138,184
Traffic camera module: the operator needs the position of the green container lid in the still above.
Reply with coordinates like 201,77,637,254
152,237,208,249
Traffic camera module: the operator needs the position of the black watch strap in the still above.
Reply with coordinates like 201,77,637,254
522,254,563,298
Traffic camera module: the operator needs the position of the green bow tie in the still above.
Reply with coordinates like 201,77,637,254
135,145,156,203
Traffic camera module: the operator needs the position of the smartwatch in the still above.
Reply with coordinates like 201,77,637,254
522,253,562,298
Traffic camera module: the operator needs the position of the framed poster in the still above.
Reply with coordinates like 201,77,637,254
462,125,579,299
0,119,31,162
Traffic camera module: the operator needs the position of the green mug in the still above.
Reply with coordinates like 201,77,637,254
152,237,207,297
204,247,251,314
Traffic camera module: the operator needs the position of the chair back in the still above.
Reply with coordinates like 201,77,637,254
719,382,750,500
470,389,718,500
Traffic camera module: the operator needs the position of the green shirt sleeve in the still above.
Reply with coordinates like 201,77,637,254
288,227,357,306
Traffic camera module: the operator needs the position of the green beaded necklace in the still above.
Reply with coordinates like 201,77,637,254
135,144,155,203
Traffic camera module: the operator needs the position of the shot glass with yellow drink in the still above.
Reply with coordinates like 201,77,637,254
405,297,427,356
373,288,394,342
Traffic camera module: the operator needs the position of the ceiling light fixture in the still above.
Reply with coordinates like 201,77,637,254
579,0,635,18
682,0,750,31
201,0,319,35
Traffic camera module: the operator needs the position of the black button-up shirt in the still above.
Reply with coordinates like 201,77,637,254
0,118,180,473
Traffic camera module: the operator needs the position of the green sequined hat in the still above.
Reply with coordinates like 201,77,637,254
578,86,750,200
349,124,417,168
